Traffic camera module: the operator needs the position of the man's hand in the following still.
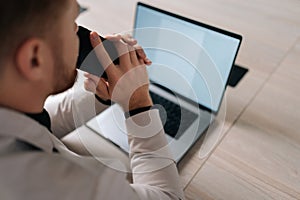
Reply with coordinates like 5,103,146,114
105,33,152,66
84,32,153,112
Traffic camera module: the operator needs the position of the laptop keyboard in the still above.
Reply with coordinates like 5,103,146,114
150,91,198,139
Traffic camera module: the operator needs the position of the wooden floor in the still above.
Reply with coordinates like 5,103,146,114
77,0,300,199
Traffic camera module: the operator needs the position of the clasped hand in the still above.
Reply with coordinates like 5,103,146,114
84,32,153,112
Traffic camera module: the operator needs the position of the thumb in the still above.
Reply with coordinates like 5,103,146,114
96,78,110,99
84,77,110,100
90,32,114,75
84,78,97,94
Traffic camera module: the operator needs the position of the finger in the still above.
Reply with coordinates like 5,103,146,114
84,78,110,99
107,33,138,46
114,41,131,66
97,78,111,98
133,45,152,66
84,79,97,94
84,72,100,83
104,34,122,42
84,73,110,96
144,57,152,66
135,45,146,59
128,45,139,65
121,34,137,46
90,32,115,75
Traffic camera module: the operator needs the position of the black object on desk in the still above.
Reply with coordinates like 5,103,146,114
227,64,249,87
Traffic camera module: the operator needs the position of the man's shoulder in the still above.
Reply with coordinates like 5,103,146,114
0,151,101,199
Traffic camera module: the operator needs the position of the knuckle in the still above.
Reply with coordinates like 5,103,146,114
135,44,142,49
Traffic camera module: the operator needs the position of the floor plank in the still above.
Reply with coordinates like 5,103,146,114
185,154,297,200
184,37,300,199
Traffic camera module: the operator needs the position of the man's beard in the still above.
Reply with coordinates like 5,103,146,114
51,59,78,95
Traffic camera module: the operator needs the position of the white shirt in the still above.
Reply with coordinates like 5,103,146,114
0,84,184,199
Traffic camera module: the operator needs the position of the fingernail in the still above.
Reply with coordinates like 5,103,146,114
91,32,98,40
138,51,144,57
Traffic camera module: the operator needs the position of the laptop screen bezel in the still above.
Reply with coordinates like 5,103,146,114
133,2,243,114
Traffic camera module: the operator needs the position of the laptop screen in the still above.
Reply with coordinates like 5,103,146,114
133,3,242,113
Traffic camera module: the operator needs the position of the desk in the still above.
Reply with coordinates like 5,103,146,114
68,0,300,199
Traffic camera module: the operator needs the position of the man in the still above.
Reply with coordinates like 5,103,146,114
0,0,184,199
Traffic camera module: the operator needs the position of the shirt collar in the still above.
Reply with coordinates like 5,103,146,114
25,109,52,133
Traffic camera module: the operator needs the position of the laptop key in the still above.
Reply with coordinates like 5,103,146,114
150,91,197,139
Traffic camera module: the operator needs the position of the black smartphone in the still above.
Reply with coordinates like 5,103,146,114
76,26,119,78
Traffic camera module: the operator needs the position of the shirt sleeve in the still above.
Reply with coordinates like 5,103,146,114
44,75,109,138
126,109,185,200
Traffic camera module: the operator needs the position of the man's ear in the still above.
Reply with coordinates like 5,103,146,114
15,38,49,81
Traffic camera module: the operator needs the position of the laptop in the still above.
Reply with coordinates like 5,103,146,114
86,2,242,162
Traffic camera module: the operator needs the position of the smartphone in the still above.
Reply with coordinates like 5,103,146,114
76,26,119,78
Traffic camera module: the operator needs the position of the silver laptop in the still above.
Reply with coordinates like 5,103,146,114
86,2,242,162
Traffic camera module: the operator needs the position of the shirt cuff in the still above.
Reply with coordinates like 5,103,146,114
95,95,112,106
124,106,154,119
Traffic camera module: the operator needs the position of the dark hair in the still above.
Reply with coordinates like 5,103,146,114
0,0,68,67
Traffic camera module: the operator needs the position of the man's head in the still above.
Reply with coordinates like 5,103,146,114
0,0,80,112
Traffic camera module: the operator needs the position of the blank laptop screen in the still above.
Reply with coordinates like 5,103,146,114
134,3,241,113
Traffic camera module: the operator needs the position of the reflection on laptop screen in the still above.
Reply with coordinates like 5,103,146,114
134,3,241,112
